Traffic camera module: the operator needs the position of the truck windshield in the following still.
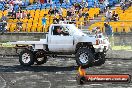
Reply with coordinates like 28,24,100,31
65,24,86,36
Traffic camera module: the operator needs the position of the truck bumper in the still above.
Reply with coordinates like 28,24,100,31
93,44,109,52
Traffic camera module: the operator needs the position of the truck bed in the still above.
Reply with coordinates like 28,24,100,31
8,39,47,45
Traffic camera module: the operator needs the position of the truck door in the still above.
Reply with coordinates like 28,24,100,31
48,25,74,52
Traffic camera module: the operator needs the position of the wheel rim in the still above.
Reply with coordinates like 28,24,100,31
22,53,31,63
37,57,44,62
79,53,89,64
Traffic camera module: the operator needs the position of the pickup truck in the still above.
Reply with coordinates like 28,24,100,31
8,23,110,68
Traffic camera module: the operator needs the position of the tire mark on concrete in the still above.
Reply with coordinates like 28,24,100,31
0,75,7,88
41,80,51,88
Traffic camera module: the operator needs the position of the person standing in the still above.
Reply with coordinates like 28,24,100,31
42,15,47,32
104,0,109,9
104,22,114,48
59,0,63,5
105,10,112,21
112,11,119,21
104,22,113,37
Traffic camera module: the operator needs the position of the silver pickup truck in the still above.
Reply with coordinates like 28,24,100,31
8,23,110,68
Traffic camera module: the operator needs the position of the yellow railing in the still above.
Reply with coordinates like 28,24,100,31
88,21,132,33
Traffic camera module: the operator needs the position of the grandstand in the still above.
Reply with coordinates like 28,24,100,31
0,0,132,33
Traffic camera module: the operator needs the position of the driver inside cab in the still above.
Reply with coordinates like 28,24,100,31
53,26,69,36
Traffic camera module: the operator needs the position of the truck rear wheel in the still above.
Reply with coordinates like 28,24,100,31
75,48,94,68
34,50,47,65
19,50,34,66
35,56,47,65
93,53,106,66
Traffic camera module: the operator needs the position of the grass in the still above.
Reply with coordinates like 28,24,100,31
112,46,132,51
0,43,15,47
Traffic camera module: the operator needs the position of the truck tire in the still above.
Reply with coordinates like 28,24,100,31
93,53,106,66
35,56,47,65
75,48,94,68
34,50,47,65
19,50,34,66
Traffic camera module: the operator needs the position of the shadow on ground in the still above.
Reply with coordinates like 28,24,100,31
0,65,78,72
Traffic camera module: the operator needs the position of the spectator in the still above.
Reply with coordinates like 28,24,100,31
12,10,16,19
48,6,53,15
63,17,67,23
99,0,104,3
27,11,31,19
0,19,4,34
9,0,15,5
53,16,59,24
105,10,112,21
1,14,7,22
0,0,4,3
71,6,75,16
112,11,119,21
84,10,89,18
53,6,59,15
94,1,98,8
8,4,14,13
16,18,22,32
128,0,132,6
104,0,109,9
79,8,83,17
18,5,21,11
16,10,22,19
14,0,22,5
67,8,72,17
82,1,88,8
83,9,89,25
22,11,27,18
120,1,126,11
71,16,75,24
92,27,101,35
42,15,47,25
13,4,19,11
59,0,63,5
104,22,113,37
0,19,7,34
80,1,86,8
59,15,64,21
68,16,73,24
58,7,63,15
18,0,23,6
74,2,81,10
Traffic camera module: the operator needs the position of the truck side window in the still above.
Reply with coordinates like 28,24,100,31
53,26,60,35
51,26,55,35
52,26,69,36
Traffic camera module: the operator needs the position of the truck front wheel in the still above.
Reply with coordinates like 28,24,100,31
75,48,94,68
19,50,34,66
93,52,106,66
